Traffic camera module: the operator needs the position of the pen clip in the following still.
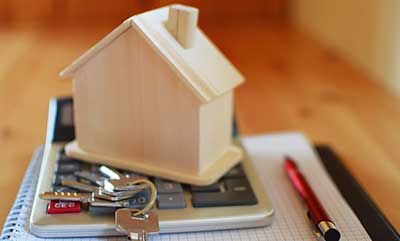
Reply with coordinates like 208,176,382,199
305,211,325,241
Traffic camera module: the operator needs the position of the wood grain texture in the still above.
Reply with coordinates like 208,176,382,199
72,26,201,174
165,5,198,49
61,6,246,101
0,19,399,230
63,7,243,183
200,91,234,172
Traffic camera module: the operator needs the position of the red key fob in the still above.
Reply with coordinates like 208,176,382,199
47,200,81,214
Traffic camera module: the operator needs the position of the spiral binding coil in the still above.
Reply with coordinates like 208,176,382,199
0,147,44,240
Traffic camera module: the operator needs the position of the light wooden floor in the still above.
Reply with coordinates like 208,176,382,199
1,19,400,231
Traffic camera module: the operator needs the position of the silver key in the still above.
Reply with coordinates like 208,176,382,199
115,208,159,241
40,191,91,203
62,180,143,198
99,165,125,180
90,198,132,208
100,166,148,191
61,180,139,201
100,188,144,198
74,171,106,186
39,191,132,208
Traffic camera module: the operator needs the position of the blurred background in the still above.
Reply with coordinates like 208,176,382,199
1,0,400,232
0,0,286,23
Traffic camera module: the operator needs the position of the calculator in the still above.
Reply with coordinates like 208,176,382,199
29,98,274,238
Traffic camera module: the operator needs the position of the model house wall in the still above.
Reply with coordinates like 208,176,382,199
73,26,203,173
60,5,245,184
199,91,233,172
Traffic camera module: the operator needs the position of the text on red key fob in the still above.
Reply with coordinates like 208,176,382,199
48,200,81,214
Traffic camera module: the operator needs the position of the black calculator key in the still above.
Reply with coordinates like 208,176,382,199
53,174,78,186
88,206,116,215
57,153,79,163
225,165,245,178
89,164,101,173
191,178,257,208
190,182,222,192
157,193,186,209
191,190,257,207
56,162,81,174
155,179,183,194
225,178,252,192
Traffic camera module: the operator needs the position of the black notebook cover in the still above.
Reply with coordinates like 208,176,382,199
52,97,399,241
316,145,400,241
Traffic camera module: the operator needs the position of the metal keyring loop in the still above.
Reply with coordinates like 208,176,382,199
126,179,157,217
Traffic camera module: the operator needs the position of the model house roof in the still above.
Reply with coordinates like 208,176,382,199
59,5,244,102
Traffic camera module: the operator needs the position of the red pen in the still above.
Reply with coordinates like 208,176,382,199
285,156,341,241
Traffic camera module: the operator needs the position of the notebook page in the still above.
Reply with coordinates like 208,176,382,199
241,133,371,241
4,133,372,241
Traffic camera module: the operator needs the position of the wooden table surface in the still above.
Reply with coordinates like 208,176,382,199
1,19,400,231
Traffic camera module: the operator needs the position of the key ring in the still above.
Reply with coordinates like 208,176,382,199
126,178,157,216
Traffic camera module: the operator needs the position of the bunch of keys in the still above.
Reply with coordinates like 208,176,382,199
114,174,159,241
115,179,159,241
39,164,160,240
41,165,150,207
116,209,159,241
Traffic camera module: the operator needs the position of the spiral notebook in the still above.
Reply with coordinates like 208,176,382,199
1,133,374,241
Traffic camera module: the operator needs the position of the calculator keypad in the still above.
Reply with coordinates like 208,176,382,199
49,151,258,214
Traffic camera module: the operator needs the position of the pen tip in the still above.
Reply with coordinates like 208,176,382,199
284,156,297,168
325,228,341,241
284,155,293,160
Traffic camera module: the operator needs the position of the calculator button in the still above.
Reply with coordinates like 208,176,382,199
225,178,252,192
157,193,186,209
47,200,81,214
57,154,79,163
88,206,116,215
56,162,81,174
191,178,257,208
225,165,245,178
90,164,101,173
191,182,222,192
53,174,78,186
191,191,257,207
155,179,183,194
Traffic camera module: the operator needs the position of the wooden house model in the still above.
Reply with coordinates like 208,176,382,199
60,4,245,185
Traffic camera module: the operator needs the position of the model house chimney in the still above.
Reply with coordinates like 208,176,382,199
165,5,199,49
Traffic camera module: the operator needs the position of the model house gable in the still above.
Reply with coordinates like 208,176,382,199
59,5,244,103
